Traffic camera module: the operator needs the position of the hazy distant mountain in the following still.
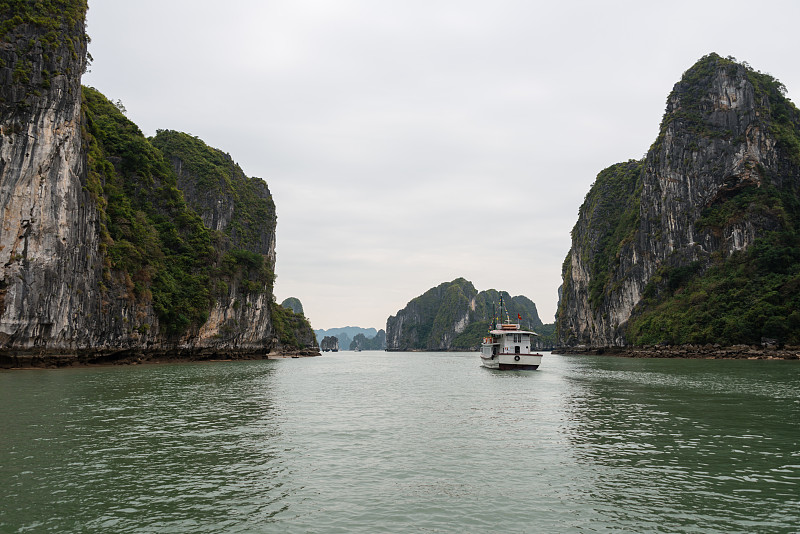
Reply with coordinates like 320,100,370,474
315,327,380,349
350,330,386,350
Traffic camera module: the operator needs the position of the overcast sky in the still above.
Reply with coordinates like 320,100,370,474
83,0,800,331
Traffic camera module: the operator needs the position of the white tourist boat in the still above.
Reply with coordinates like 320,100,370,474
479,299,542,370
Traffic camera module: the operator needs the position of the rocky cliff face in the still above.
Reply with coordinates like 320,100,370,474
386,278,543,351
350,329,386,350
558,54,800,347
149,130,288,352
0,4,317,362
154,130,277,259
0,3,106,350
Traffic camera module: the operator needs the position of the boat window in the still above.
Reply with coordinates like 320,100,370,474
515,346,520,354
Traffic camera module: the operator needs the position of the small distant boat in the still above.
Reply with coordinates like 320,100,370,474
479,296,542,370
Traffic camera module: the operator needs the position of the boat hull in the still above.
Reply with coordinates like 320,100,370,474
498,362,539,371
480,352,542,371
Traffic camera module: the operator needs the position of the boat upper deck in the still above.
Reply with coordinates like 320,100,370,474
488,324,539,336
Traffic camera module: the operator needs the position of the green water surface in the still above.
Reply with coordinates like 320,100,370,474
1,352,798,532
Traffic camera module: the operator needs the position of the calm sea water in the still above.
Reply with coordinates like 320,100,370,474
1,352,798,533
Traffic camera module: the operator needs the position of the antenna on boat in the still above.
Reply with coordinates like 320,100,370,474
499,293,510,324
498,294,502,325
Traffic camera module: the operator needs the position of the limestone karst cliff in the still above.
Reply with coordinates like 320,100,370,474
1,1,99,351
386,278,544,351
350,329,386,350
0,2,317,364
558,54,800,348
320,335,339,352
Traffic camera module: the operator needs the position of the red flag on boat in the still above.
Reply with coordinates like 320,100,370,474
517,313,521,320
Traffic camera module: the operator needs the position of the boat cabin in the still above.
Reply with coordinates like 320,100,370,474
481,323,538,357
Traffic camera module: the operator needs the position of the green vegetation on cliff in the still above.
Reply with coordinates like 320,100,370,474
575,160,643,311
747,61,800,167
150,130,276,253
0,0,87,37
627,182,800,346
387,278,544,351
82,87,276,337
0,0,89,106
83,86,216,334
270,302,314,348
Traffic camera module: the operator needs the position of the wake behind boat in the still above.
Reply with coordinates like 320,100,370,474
479,296,543,370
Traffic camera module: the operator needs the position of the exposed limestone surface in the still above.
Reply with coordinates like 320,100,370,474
195,289,274,350
0,7,106,349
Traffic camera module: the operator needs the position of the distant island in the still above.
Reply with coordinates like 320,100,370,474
385,278,555,351
319,336,339,352
315,327,386,351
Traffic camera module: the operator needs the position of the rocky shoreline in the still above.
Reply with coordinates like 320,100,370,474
0,347,320,369
553,345,800,360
